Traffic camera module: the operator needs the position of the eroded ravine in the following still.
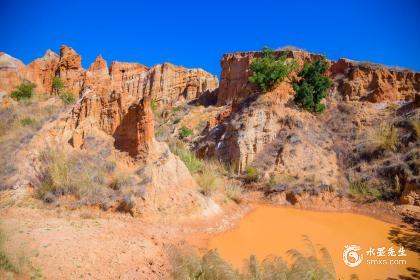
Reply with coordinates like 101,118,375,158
208,205,419,280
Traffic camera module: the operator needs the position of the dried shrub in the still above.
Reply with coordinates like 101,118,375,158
196,168,218,196
370,123,398,151
225,184,242,203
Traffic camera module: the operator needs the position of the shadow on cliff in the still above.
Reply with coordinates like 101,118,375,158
113,104,139,158
386,212,420,280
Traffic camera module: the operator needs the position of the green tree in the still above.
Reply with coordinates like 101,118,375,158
249,47,296,92
10,81,36,101
293,57,332,113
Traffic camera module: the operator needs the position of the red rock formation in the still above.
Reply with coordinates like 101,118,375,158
26,50,59,94
0,52,28,94
217,50,323,105
109,61,149,96
0,46,218,108
57,45,85,97
217,50,419,105
113,97,154,159
143,63,219,106
331,58,419,102
84,55,111,94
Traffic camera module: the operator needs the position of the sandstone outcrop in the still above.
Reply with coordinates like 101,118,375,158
0,46,218,108
26,50,60,94
198,91,341,189
331,58,420,102
217,50,419,106
0,52,28,94
57,45,85,96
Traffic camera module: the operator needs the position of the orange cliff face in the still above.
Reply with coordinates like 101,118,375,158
217,50,420,106
0,45,219,105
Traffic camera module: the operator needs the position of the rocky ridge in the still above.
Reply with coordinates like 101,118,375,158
217,50,419,105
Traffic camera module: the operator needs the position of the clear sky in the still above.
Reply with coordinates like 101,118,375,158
1,0,419,76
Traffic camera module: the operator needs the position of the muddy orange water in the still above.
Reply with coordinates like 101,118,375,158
208,205,419,280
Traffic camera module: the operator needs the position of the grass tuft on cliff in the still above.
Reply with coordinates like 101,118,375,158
249,47,296,92
370,123,398,151
349,180,382,201
169,140,203,173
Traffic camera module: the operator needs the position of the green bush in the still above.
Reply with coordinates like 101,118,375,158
249,47,296,92
59,91,76,105
349,180,382,201
52,76,64,92
179,126,193,139
10,81,36,101
293,57,332,113
244,166,259,182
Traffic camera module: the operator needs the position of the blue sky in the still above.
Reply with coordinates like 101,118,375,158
1,0,419,76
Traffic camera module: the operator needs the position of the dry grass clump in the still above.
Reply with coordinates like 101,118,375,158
225,184,243,203
411,120,420,138
168,237,337,280
35,139,147,208
195,168,218,196
369,123,398,151
36,147,108,204
0,99,62,190
0,224,19,274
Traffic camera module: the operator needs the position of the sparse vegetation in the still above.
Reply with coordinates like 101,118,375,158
59,91,76,105
0,101,62,190
179,126,193,139
196,168,218,196
249,47,296,92
20,117,37,127
370,123,398,151
293,57,332,113
151,98,158,112
225,184,242,203
244,166,259,182
170,140,203,173
10,81,36,101
349,180,382,201
52,76,64,92
168,238,337,280
36,147,104,201
411,119,420,138
0,224,19,273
